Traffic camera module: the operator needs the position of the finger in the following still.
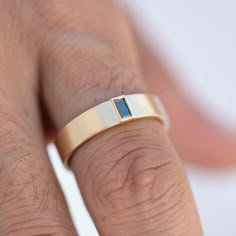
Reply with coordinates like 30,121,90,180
136,29,236,167
0,3,76,235
38,0,202,235
41,13,236,167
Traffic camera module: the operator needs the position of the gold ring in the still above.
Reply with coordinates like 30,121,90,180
55,93,170,166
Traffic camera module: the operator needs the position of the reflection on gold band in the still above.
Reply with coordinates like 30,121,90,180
55,93,170,166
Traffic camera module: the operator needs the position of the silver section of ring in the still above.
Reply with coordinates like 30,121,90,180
55,93,170,165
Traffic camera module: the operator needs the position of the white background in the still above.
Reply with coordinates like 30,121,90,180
48,1,236,235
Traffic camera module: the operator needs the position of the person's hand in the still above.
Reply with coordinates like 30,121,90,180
0,1,202,235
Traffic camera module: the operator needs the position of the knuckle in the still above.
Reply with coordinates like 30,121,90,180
85,120,187,230
0,158,73,235
35,0,142,99
0,107,75,236
41,33,142,119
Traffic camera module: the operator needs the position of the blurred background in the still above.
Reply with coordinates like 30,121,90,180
48,1,236,235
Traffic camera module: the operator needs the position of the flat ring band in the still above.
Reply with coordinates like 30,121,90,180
55,93,170,166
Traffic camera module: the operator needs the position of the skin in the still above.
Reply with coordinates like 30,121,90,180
136,35,236,167
0,0,207,235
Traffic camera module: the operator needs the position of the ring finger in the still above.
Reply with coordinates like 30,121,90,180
38,0,203,235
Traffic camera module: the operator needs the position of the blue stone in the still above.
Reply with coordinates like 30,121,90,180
114,98,131,118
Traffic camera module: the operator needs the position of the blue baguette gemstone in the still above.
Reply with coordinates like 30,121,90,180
114,98,131,118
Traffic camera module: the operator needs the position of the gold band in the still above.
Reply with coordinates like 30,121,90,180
55,93,170,166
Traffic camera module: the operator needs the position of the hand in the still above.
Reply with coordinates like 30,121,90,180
0,1,202,235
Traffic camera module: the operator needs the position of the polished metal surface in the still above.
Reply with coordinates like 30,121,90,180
55,94,170,166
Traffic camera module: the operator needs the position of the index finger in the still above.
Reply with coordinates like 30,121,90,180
37,0,203,235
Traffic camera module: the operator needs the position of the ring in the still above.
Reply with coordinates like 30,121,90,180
55,93,170,166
